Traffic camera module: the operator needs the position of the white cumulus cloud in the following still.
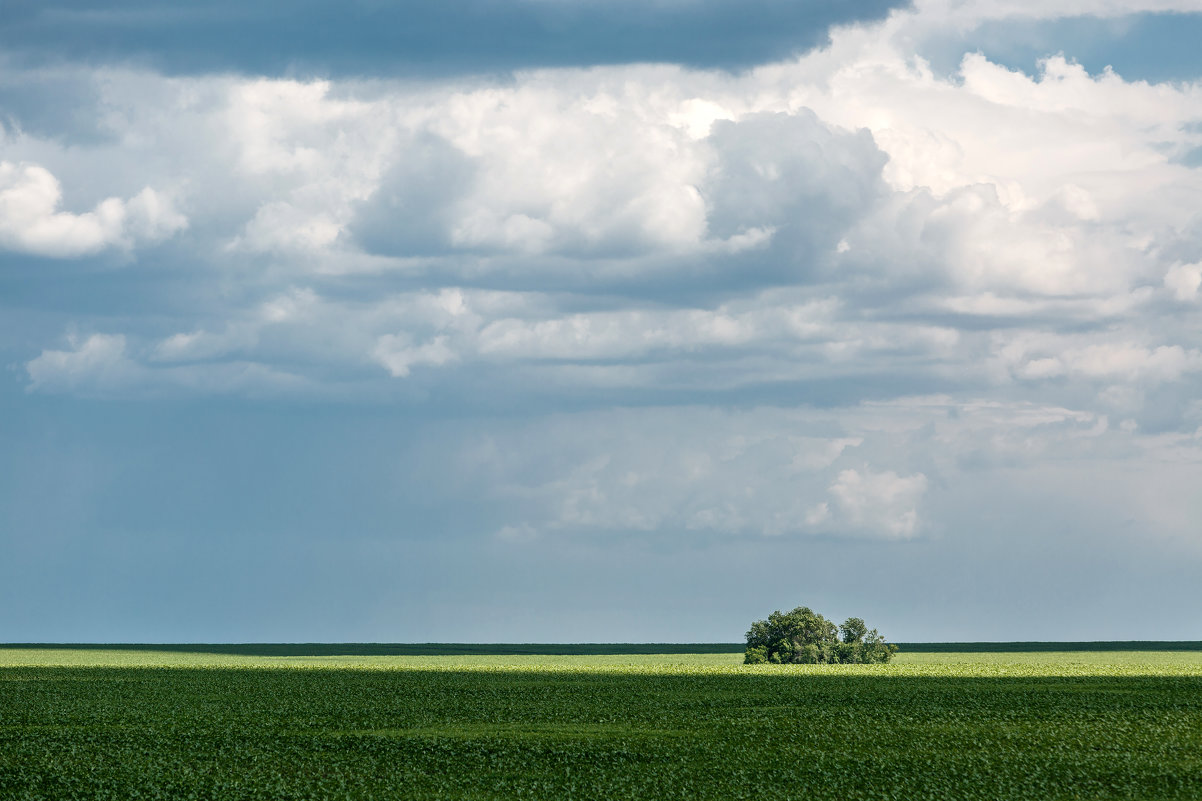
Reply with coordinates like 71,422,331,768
0,162,186,258
827,468,929,539
25,333,135,391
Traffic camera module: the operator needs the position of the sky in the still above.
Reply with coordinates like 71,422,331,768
2,0,1202,644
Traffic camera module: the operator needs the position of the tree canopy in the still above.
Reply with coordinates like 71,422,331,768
744,606,897,664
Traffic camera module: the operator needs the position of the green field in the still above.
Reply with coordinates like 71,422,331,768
3,647,1202,800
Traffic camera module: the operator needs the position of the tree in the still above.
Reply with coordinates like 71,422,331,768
840,617,868,644
743,606,897,665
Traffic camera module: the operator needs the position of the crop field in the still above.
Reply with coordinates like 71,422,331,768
3,647,1202,800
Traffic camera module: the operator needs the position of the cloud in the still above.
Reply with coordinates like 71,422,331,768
475,308,756,361
431,74,713,259
0,0,907,77
1164,262,1202,301
995,333,1202,383
909,0,1202,26
25,332,309,398
372,335,458,378
704,111,887,259
7,1,1202,439
233,201,341,254
24,334,135,391
827,468,928,538
415,396,1202,545
0,162,186,257
457,407,891,539
349,132,477,257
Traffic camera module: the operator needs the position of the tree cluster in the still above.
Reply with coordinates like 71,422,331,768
744,606,897,664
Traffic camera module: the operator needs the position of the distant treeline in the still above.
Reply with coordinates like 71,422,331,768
894,641,1202,653
0,643,746,657
3,641,1200,656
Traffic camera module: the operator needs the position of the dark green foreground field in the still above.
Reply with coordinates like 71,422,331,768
2,648,1201,800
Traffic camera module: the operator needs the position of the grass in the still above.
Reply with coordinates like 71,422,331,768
3,646,1202,799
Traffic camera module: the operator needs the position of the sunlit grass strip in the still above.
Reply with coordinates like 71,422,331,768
2,648,1202,676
